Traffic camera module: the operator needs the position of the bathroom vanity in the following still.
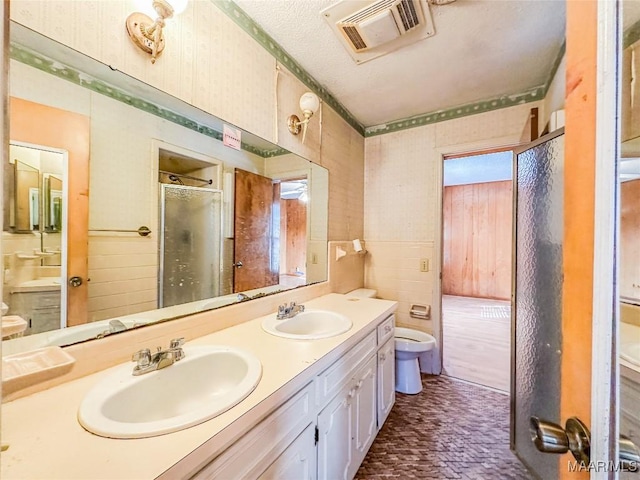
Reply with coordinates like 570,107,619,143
1,294,396,479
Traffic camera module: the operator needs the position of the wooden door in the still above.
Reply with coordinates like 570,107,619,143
233,169,279,292
9,97,90,328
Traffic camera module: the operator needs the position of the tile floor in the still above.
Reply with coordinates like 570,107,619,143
355,375,533,479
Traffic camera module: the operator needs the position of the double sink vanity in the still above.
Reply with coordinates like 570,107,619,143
1,293,397,479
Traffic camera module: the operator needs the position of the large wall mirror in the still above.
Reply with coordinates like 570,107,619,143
2,23,329,354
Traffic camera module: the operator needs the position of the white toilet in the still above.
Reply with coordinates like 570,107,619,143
394,327,436,394
345,289,437,394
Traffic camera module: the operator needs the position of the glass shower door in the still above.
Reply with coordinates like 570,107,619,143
512,130,565,480
159,184,222,308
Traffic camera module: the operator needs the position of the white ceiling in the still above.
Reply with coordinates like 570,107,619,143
234,0,566,127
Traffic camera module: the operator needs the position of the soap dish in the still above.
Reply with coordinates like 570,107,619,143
2,346,75,395
1,315,28,338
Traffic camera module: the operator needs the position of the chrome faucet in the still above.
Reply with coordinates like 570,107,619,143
109,319,127,333
131,337,185,376
96,319,128,338
276,302,305,320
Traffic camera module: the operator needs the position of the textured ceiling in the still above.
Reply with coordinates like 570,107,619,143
234,0,566,127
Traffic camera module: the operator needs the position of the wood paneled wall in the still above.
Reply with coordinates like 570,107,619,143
442,180,512,300
621,179,640,300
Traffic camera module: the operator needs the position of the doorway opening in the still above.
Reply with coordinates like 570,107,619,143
2,142,67,337
279,178,308,289
441,148,513,392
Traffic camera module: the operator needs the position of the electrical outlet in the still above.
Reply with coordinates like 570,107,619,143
420,258,429,272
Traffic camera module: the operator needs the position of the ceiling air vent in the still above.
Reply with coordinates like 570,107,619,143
322,0,435,64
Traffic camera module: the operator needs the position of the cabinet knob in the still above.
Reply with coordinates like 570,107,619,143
356,380,363,390
380,353,386,361
384,325,391,333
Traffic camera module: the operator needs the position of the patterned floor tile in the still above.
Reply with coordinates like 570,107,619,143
355,375,533,480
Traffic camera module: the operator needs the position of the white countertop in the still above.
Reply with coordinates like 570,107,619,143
1,293,396,480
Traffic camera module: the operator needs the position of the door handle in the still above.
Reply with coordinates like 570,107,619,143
531,416,640,470
620,435,640,472
68,276,83,287
233,261,243,268
529,416,590,464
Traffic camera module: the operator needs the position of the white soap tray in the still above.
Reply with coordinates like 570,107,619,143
2,347,75,395
1,315,28,338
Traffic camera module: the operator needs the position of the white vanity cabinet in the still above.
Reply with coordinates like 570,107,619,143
193,382,316,479
317,355,377,480
258,423,317,480
377,337,395,427
192,313,396,480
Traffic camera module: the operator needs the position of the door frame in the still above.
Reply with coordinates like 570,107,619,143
434,138,522,376
589,0,620,472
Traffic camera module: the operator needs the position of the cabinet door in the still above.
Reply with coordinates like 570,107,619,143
317,389,354,480
377,338,395,428
259,423,317,480
351,355,377,478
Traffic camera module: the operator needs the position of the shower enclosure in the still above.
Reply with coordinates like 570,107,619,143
159,184,223,308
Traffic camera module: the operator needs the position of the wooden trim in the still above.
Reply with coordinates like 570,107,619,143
561,0,598,477
443,145,515,161
530,107,539,141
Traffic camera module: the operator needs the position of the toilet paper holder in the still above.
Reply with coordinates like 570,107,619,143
410,304,431,320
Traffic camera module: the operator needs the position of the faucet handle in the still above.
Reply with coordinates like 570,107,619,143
132,348,151,366
169,337,185,349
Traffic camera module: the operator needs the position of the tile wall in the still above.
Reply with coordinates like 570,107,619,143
364,101,544,373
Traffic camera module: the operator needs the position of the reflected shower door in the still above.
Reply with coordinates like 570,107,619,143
160,184,222,308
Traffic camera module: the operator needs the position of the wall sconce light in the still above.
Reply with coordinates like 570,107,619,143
288,92,321,143
126,0,188,64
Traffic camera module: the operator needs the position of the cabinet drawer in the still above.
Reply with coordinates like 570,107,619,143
377,314,395,345
316,330,377,408
194,382,315,480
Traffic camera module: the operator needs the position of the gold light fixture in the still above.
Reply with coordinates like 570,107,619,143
288,92,321,144
125,0,188,64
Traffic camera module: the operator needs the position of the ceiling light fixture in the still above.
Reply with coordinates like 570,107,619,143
288,92,321,144
126,0,188,64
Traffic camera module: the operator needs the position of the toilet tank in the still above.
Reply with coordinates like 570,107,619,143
346,288,377,298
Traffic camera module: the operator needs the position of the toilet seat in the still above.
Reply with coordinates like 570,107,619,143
394,327,436,353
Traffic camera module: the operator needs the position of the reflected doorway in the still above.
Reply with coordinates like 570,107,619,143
2,142,67,337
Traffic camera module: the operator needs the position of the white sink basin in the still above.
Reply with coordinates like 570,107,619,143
262,310,352,340
78,345,262,438
621,343,640,367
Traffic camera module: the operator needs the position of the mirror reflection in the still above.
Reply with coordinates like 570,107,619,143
2,24,329,353
620,0,640,467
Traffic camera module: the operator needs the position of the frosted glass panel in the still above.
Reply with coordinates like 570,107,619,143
160,185,222,308
513,132,564,480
